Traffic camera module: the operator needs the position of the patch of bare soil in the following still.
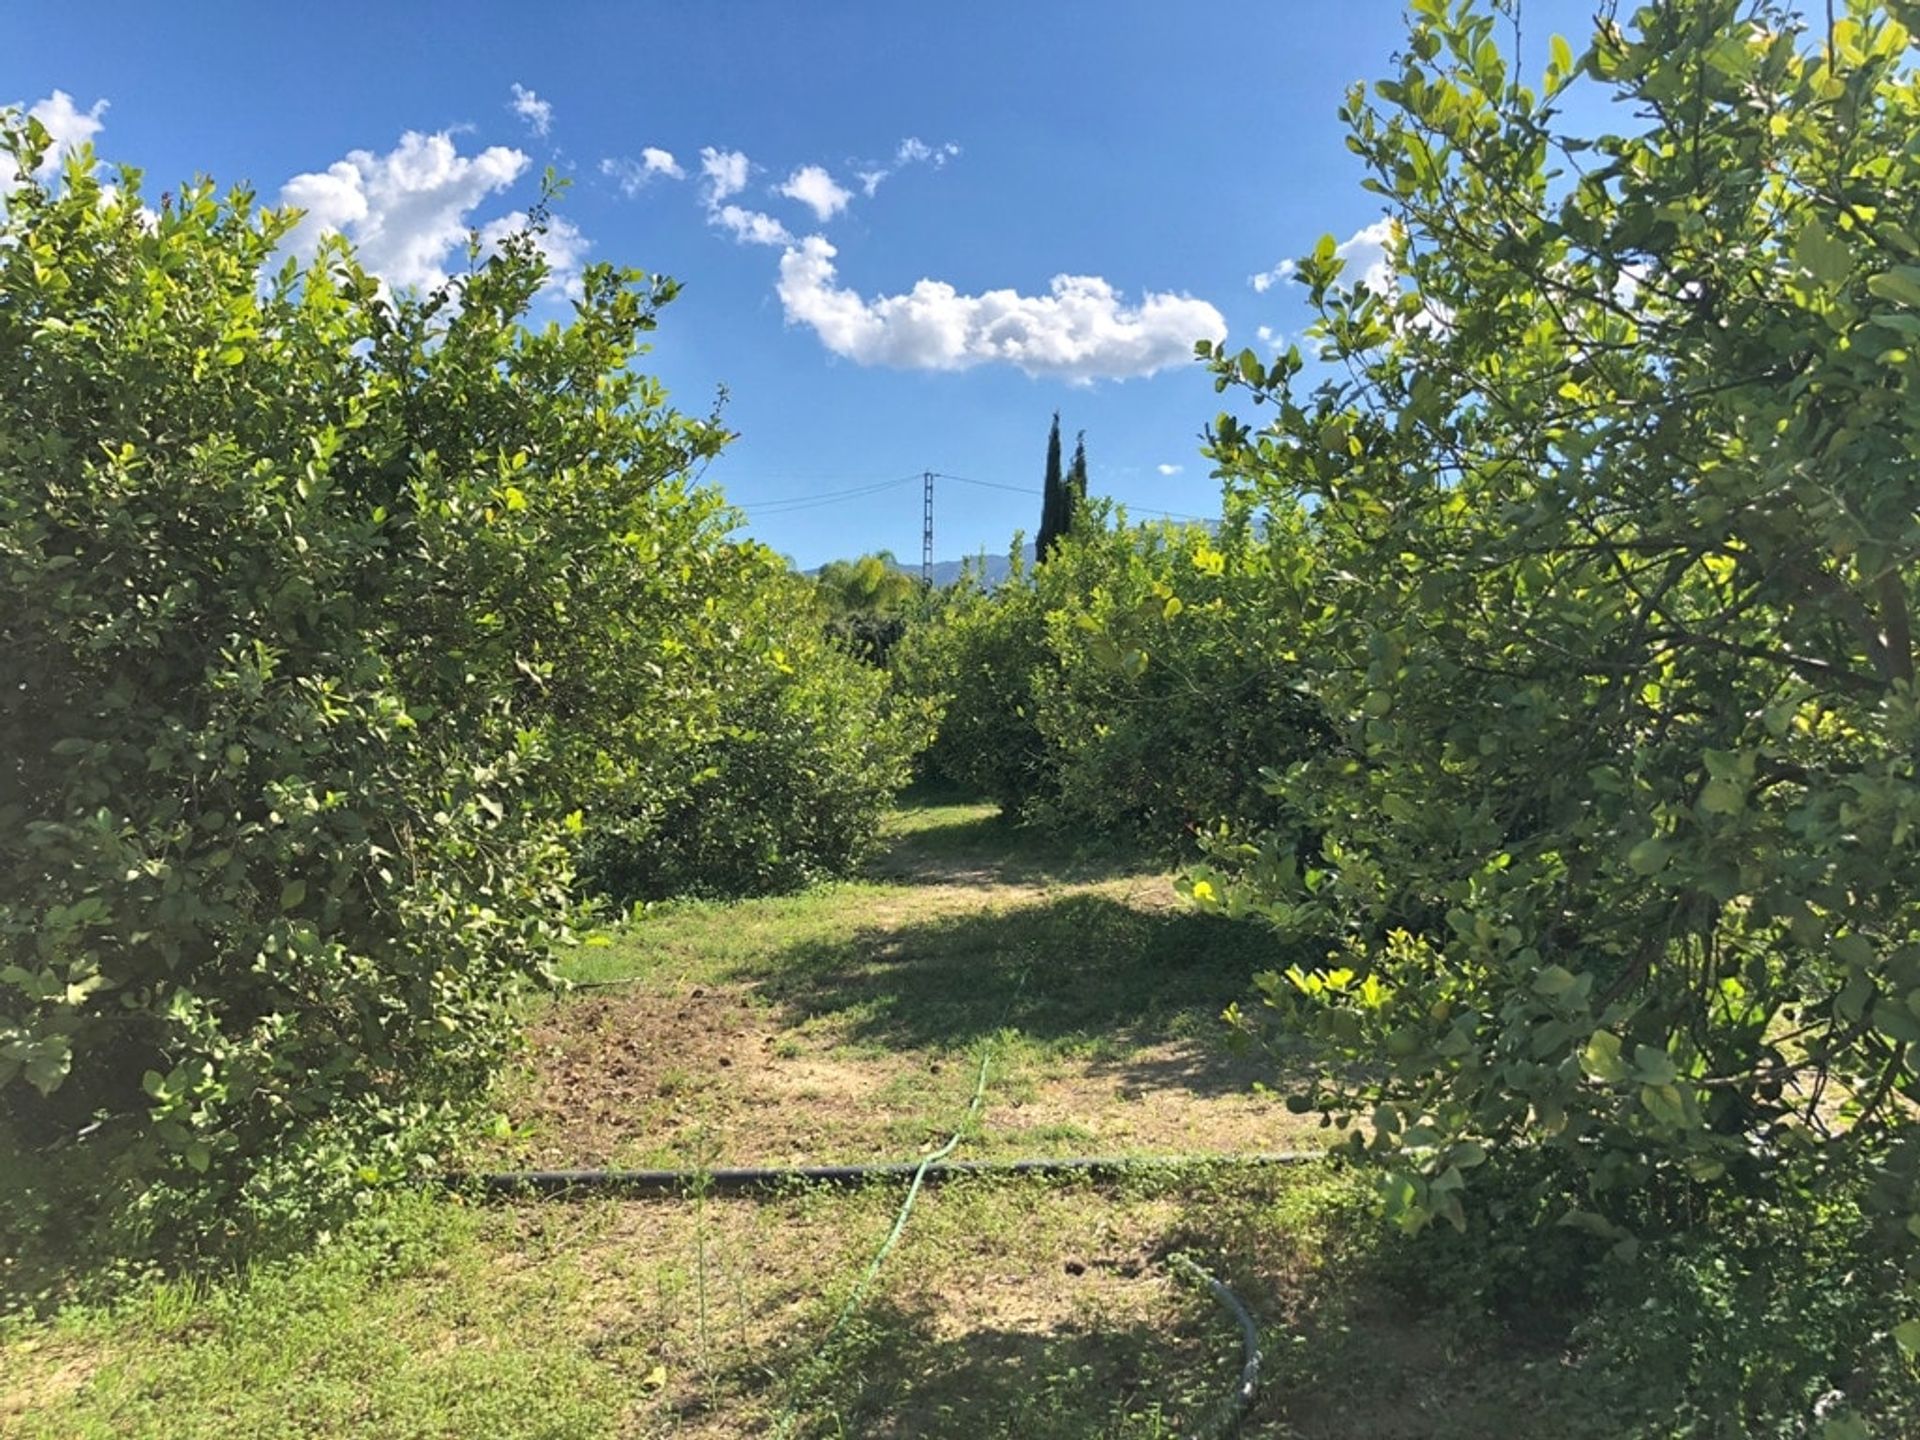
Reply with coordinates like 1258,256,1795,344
0,1342,99,1430
509,981,1314,1171
510,985,932,1169
989,1039,1315,1158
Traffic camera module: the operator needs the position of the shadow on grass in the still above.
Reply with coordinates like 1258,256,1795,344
779,1278,1243,1439
758,889,1299,1083
867,804,1165,890
762,1173,1608,1440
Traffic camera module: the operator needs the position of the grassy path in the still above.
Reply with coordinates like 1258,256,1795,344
508,800,1310,1173
1,803,1612,1439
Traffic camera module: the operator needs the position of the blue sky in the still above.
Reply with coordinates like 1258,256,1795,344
6,1,1606,568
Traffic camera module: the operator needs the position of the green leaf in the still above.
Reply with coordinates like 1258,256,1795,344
1381,792,1420,824
1893,1318,1920,1357
1638,1083,1687,1127
1867,266,1920,309
1532,964,1579,998
1699,777,1745,814
1549,34,1574,75
1793,220,1854,287
1581,1029,1628,1082
24,1042,72,1096
279,879,307,911
1632,1045,1677,1085
1626,838,1671,876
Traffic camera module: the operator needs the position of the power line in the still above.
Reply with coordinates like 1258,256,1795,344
736,474,922,515
934,472,1212,523
934,472,1038,495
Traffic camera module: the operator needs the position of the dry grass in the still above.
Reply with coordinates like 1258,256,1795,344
0,801,1626,1439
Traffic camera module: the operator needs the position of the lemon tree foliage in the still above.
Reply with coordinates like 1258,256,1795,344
0,123,914,1267
578,552,932,901
894,504,1329,850
1194,0,1920,1271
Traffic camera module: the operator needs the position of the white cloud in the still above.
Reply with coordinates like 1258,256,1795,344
1249,258,1295,293
478,210,589,297
895,137,960,167
692,147,787,245
1334,218,1396,296
711,203,792,247
279,131,529,291
778,163,850,222
601,147,684,196
11,90,108,180
858,136,961,196
776,236,1226,382
1157,463,1183,476
700,146,749,202
508,83,552,138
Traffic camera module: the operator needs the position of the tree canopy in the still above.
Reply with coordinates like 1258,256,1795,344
1194,0,1920,1262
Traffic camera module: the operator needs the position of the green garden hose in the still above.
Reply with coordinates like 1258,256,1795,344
767,1045,994,1439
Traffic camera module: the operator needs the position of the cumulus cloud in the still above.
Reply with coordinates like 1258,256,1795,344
711,203,792,247
778,163,850,222
9,90,108,181
601,147,684,196
1157,463,1183,476
279,131,529,291
1334,218,1396,295
1249,258,1295,293
857,136,962,196
700,146,749,202
688,147,789,244
478,210,588,297
641,146,683,179
508,83,552,138
776,236,1226,382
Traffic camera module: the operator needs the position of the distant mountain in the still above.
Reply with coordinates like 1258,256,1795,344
809,544,1034,589
921,544,1032,588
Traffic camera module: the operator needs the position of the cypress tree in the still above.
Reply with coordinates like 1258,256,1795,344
1067,431,1088,518
1037,411,1066,560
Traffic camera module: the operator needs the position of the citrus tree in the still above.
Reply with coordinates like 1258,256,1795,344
0,122,735,1262
1196,0,1920,1279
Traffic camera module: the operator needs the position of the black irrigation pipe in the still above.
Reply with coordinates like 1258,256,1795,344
453,1149,1321,1199
1168,1251,1264,1438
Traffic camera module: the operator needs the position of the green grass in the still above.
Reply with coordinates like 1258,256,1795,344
8,798,1858,1438
1,1160,1644,1440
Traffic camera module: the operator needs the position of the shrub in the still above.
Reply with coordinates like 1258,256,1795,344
893,512,1328,853
1193,0,1920,1277
1023,505,1328,849
891,553,1053,812
0,127,736,1270
577,552,932,901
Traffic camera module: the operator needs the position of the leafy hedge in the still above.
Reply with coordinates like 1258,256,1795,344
578,550,932,901
0,125,917,1278
1183,2,1920,1426
893,509,1327,853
